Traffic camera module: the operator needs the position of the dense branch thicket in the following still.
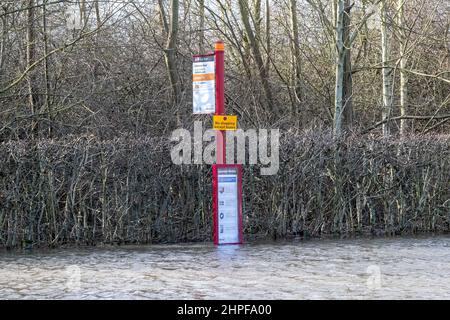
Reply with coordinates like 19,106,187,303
0,132,448,248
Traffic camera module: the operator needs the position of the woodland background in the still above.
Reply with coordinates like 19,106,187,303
0,0,449,138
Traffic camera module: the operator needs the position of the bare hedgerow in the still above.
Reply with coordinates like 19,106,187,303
0,132,449,248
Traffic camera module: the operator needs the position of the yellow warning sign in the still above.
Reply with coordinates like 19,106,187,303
213,115,237,130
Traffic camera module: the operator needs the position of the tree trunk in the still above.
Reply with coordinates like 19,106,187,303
397,0,408,135
0,12,6,72
43,0,52,137
26,0,39,138
331,0,337,28
238,0,274,111
198,0,205,53
289,0,302,112
380,0,394,136
342,0,353,132
253,0,262,40
162,0,181,123
95,0,101,29
158,0,169,36
79,0,87,28
334,0,345,137
265,0,270,73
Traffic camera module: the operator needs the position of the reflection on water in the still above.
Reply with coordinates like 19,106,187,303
1,236,450,299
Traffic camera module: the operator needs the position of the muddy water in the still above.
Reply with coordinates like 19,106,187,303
1,236,450,299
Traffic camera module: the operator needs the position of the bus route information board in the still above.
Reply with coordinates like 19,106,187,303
193,54,215,114
213,165,243,245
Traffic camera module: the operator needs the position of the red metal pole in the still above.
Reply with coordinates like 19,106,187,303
213,41,243,245
215,40,226,164
212,165,218,245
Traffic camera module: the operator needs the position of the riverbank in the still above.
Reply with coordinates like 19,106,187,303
0,131,449,249
1,231,449,253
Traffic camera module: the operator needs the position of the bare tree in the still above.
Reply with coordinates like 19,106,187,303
289,0,302,111
198,0,205,53
397,0,408,135
334,1,376,137
380,0,394,136
238,0,274,111
342,0,353,132
159,0,181,123
95,0,101,28
26,0,39,138
0,0,448,140
79,0,87,28
158,0,169,36
42,0,52,136
265,0,270,72
0,6,7,73
253,0,262,38
334,0,347,137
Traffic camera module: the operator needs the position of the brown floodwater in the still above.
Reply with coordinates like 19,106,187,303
1,236,450,299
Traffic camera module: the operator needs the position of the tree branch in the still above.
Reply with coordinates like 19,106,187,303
363,114,450,134
0,11,115,94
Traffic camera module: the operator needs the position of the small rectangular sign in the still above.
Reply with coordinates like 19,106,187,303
213,164,243,245
213,115,237,130
193,54,215,114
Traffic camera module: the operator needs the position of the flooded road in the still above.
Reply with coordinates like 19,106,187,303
1,236,450,299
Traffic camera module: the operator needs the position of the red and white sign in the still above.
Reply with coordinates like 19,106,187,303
212,164,243,245
192,54,215,114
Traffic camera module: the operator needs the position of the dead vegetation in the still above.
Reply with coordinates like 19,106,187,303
0,131,448,248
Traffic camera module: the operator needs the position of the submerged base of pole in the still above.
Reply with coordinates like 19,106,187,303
212,164,243,245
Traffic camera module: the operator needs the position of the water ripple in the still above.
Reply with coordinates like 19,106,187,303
1,236,450,299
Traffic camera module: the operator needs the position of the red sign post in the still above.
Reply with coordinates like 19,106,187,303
211,41,243,245
214,41,226,165
192,41,243,245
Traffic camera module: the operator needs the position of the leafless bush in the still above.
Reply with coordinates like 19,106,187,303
0,132,449,248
